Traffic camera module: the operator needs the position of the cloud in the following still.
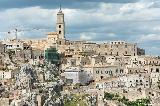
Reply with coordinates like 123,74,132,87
120,2,154,14
79,32,94,40
0,7,56,39
0,0,140,10
153,26,160,31
138,34,160,42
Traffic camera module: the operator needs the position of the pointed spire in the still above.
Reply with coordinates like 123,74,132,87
60,4,61,11
59,0,62,12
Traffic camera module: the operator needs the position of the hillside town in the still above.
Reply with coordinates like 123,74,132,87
0,7,160,106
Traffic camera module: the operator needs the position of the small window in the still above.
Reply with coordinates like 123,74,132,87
59,41,62,45
116,52,119,56
109,71,112,75
59,31,61,34
59,25,61,28
101,76,103,79
156,68,159,73
116,69,118,73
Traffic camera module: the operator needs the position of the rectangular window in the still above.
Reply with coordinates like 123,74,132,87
117,52,119,56
156,68,159,73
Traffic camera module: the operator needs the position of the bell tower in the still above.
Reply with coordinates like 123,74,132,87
56,5,65,39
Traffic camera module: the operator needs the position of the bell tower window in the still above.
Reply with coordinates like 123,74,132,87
59,31,61,34
59,25,61,28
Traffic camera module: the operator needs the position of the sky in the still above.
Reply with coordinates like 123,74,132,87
0,0,160,55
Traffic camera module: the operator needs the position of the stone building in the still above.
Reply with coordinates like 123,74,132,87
18,7,146,62
95,73,150,90
92,65,125,81
3,39,28,51
0,98,10,106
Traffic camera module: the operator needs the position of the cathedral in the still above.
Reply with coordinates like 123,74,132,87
47,7,65,46
5,7,144,58
45,7,145,58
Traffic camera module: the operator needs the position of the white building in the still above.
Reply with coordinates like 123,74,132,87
61,67,91,85
3,40,24,50
95,74,150,90
119,74,150,89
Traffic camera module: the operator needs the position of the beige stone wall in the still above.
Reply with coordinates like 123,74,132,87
0,98,9,106
47,32,58,44
93,66,124,81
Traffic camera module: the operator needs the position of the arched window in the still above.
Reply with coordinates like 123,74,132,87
120,69,124,73
96,71,99,74
105,71,108,74
116,69,118,73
